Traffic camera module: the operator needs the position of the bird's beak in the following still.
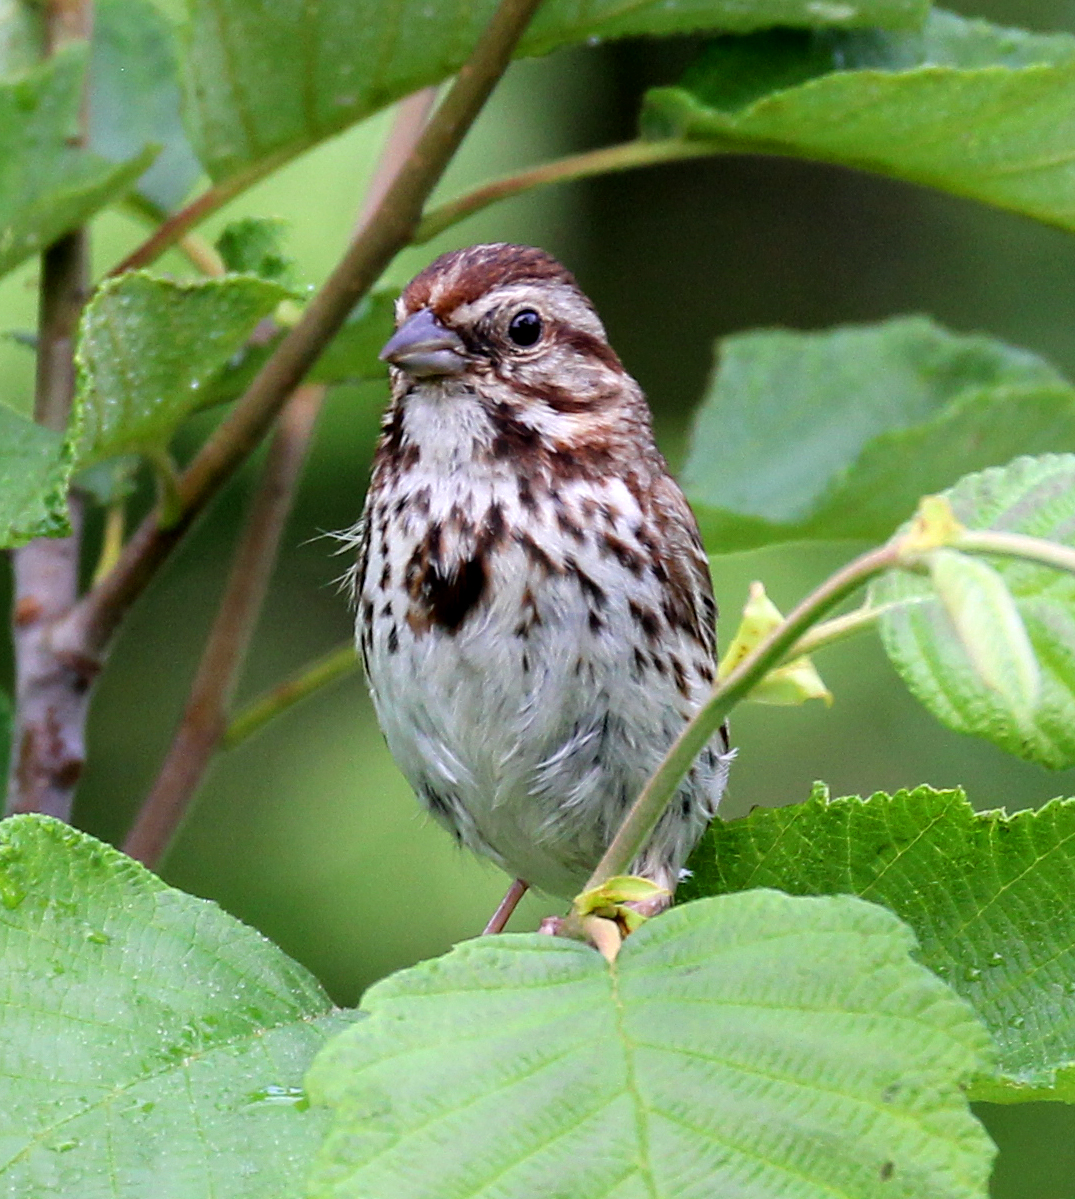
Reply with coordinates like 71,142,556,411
379,308,468,378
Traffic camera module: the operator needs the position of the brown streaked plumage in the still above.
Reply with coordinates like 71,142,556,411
346,243,733,908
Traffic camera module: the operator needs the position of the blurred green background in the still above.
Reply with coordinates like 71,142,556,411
4,0,1075,1192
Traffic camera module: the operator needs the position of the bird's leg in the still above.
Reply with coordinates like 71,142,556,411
482,878,529,935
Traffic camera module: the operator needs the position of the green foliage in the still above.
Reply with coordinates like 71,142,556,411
871,454,1075,768
308,890,992,1199
683,316,1075,551
309,290,397,385
0,815,354,1198
0,45,154,278
90,0,202,214
75,271,291,467
183,0,927,185
683,786,1075,1102
644,10,1075,233
215,217,295,284
0,402,77,547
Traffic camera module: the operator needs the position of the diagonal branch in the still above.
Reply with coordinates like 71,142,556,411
52,0,546,670
121,85,439,868
123,384,323,867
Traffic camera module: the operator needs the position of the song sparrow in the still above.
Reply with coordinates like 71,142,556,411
347,243,732,908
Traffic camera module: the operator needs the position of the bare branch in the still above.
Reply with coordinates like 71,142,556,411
5,0,94,820
55,0,545,668
123,384,324,867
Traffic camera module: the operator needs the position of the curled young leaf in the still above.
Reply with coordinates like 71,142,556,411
719,580,833,705
927,548,1040,719
871,454,1075,768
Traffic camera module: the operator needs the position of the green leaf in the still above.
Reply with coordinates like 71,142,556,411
683,315,1075,551
928,548,1040,718
0,0,44,74
871,453,1075,769
0,45,155,278
308,890,993,1199
0,814,354,1198
683,785,1075,1102
76,271,291,466
215,217,295,284
644,10,1075,233
90,0,202,214
0,401,77,547
184,0,927,185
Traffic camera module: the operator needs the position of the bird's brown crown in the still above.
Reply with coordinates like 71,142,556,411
401,243,585,320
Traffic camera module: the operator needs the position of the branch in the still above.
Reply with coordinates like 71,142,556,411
123,384,323,867
415,139,729,243
6,0,94,820
54,0,546,666
123,84,438,866
222,642,357,749
583,542,902,890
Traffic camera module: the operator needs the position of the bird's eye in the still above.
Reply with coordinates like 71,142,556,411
507,309,542,348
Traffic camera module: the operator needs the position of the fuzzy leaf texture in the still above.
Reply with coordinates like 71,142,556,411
0,401,79,547
870,454,1075,768
0,44,154,279
76,271,292,467
644,10,1075,233
683,786,1075,1102
0,816,355,1198
183,0,926,185
307,890,993,1199
89,0,202,214
683,315,1075,551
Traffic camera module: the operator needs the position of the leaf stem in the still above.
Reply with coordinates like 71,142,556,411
55,0,547,668
123,384,324,867
787,598,911,659
222,642,358,749
954,530,1075,577
414,138,729,243
583,542,902,891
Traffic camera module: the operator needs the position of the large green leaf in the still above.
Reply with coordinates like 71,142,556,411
0,45,154,279
0,402,77,547
0,815,354,1198
90,0,202,214
683,786,1075,1103
870,454,1075,769
308,890,993,1199
644,11,1075,232
682,316,1075,552
183,0,927,185
76,271,291,466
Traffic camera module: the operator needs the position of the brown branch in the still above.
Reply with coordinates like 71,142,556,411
5,0,94,820
53,0,546,669
122,84,441,866
123,384,324,867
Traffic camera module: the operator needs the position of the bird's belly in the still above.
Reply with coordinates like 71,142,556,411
364,559,698,898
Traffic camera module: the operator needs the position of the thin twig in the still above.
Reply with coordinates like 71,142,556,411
483,879,529,935
123,384,324,867
222,642,357,749
415,139,729,243
53,0,546,669
5,0,94,820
